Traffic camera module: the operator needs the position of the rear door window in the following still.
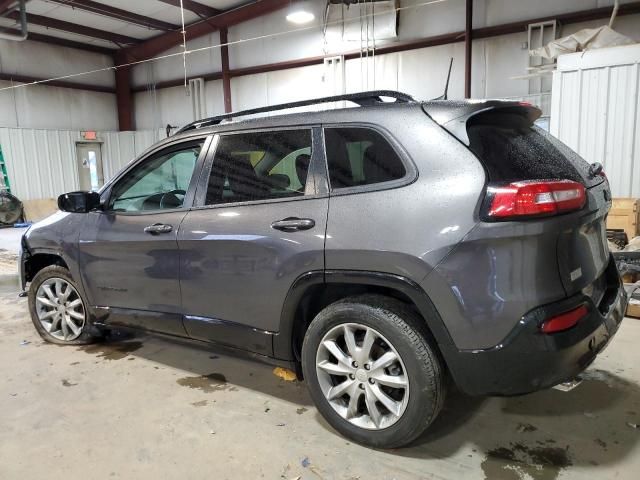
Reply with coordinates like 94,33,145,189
205,129,312,205
324,127,406,189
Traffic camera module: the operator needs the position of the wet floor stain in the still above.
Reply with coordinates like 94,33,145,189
61,379,77,387
595,438,607,449
79,341,143,360
516,423,537,433
191,400,208,407
176,373,228,393
481,443,571,480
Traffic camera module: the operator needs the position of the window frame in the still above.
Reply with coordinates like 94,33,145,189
191,126,327,210
101,135,213,216
320,123,417,196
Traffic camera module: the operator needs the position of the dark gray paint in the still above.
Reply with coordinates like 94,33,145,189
179,197,328,336
78,210,186,313
323,111,485,282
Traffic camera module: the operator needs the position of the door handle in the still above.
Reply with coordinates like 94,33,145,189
271,217,315,232
144,223,173,235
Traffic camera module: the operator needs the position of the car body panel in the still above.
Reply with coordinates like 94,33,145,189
68,134,214,335
178,197,328,345
422,174,613,351
77,210,187,334
178,128,329,349
23,211,85,285
323,113,485,281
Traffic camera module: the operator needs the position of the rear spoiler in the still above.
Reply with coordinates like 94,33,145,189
422,100,542,145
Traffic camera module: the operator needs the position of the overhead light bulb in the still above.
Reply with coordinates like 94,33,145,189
286,2,315,24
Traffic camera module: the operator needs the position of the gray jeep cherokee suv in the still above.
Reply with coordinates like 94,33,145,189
19,91,627,448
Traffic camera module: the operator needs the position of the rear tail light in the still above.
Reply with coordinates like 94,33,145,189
541,305,589,333
485,180,586,220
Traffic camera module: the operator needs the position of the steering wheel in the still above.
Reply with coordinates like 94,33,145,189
159,189,186,209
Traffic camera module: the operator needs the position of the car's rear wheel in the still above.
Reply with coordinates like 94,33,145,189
28,265,101,345
302,294,445,448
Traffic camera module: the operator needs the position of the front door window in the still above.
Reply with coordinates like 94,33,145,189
109,140,204,212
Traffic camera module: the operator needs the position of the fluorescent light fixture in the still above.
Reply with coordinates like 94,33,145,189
286,1,315,24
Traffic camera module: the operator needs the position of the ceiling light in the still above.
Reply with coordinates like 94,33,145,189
286,2,315,24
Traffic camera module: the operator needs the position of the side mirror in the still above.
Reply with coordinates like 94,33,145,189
57,191,101,213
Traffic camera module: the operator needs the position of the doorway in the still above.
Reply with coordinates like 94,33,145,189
76,143,104,191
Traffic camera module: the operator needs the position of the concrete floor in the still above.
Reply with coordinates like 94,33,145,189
0,238,639,479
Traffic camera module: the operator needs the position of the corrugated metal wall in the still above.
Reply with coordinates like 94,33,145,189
550,44,640,198
0,127,162,201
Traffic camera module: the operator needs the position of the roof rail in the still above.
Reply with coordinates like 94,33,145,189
175,90,415,134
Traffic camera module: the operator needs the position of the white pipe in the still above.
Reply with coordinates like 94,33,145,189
609,0,620,29
0,0,28,42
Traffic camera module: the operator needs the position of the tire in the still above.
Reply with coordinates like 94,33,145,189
302,294,445,448
28,265,101,345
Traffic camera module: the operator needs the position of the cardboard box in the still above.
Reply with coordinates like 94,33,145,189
608,198,639,241
23,198,57,222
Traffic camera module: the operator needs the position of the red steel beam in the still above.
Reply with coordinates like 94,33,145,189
46,0,178,31
219,27,232,113
157,0,221,18
121,0,288,62
474,2,640,39
0,72,115,93
0,0,17,15
0,26,116,54
6,11,142,45
464,0,472,98
131,71,222,92
115,52,134,131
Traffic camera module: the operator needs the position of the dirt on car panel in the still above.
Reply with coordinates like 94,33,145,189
177,373,229,393
481,443,572,480
78,341,143,360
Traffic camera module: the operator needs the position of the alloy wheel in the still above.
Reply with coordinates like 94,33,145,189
35,277,86,341
315,323,410,430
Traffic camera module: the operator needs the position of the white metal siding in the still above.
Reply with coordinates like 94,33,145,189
550,44,640,197
0,128,162,201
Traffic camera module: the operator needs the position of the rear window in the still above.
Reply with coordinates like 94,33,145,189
324,127,406,189
467,109,597,186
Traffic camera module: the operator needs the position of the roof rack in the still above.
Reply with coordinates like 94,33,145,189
176,90,415,134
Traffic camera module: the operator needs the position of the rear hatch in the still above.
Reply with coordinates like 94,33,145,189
423,101,612,300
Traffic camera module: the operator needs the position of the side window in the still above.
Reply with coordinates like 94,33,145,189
324,127,406,189
205,129,312,205
109,140,203,212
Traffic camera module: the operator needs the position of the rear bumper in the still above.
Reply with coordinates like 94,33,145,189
442,256,627,396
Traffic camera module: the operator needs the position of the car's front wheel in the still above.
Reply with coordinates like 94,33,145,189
28,265,101,345
302,294,445,448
